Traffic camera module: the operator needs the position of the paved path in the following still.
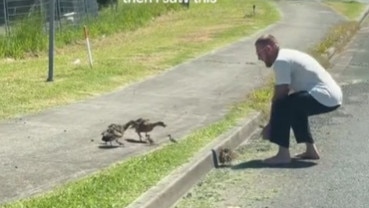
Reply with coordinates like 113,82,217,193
0,0,344,205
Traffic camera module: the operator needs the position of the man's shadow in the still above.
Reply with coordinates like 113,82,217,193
230,159,317,170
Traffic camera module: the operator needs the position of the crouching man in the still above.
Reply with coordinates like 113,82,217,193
254,34,342,165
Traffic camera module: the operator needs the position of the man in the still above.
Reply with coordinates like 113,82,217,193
254,34,342,165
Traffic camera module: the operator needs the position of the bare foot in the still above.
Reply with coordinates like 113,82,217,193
295,143,320,160
263,153,291,165
262,146,291,165
294,152,320,160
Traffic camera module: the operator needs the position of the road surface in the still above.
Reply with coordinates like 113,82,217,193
173,10,369,208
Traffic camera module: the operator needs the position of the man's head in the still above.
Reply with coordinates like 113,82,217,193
254,34,279,68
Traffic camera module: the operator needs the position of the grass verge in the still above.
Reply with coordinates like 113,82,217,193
309,21,360,68
313,0,366,68
0,0,278,121
322,0,367,20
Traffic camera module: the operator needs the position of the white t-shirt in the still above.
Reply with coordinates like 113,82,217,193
272,48,342,107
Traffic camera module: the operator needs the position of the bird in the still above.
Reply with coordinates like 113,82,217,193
168,134,177,143
218,147,238,166
100,121,133,146
129,118,166,143
146,134,154,145
101,124,124,146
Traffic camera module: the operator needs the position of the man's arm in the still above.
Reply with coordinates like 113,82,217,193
272,84,290,102
262,59,291,139
268,84,290,123
262,84,290,140
271,59,291,102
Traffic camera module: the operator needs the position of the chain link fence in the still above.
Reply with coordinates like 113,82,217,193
0,0,99,35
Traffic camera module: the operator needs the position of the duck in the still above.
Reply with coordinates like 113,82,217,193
129,118,166,143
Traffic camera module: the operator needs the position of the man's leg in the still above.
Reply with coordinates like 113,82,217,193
288,91,340,159
264,98,292,165
290,112,320,159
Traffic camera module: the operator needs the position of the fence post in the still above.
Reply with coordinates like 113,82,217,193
182,0,190,8
3,0,9,35
56,0,62,30
47,0,55,82
84,25,93,68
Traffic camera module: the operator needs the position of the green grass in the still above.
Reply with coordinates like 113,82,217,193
323,0,367,20
310,21,360,68
0,0,279,120
310,0,365,68
0,3,182,58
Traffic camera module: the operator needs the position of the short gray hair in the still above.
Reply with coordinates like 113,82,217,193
255,34,279,47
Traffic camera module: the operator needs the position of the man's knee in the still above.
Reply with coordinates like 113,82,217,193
272,97,291,114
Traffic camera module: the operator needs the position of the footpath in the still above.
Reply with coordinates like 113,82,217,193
0,0,350,205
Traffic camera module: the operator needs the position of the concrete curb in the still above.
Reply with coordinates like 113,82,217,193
358,4,369,25
126,111,263,208
329,4,369,66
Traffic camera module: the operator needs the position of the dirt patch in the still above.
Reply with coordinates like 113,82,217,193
180,31,213,43
179,25,235,43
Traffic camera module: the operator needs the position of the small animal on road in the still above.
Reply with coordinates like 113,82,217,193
218,147,238,166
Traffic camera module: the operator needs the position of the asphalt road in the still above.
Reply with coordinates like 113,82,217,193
174,12,369,208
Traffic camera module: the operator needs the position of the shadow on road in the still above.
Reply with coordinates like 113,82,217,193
231,159,317,169
97,144,123,149
125,138,147,144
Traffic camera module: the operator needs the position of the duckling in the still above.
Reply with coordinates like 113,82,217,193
101,124,124,146
146,134,155,145
130,118,166,142
168,134,177,143
101,121,133,146
218,147,237,166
